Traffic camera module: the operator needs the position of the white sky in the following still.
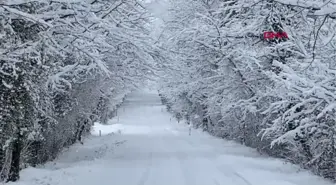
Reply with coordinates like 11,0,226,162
143,0,169,40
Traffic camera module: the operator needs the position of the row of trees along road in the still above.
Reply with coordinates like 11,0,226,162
158,0,336,181
0,0,162,182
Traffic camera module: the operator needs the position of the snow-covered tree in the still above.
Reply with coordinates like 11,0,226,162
0,0,160,181
159,0,336,180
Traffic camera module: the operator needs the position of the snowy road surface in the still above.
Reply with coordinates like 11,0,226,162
11,89,333,185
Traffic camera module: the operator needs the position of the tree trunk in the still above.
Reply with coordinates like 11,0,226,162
7,129,22,182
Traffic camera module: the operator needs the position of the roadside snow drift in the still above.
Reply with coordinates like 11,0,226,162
91,122,124,136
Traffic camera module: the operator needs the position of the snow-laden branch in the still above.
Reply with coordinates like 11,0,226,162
0,0,82,5
1,6,53,27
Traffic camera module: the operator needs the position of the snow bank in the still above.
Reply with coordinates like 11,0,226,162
91,122,153,136
91,121,180,136
91,122,124,136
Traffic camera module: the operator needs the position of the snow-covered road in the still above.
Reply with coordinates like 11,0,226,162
11,90,333,185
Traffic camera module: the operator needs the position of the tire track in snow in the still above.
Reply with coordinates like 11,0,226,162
179,134,254,185
168,152,189,185
175,144,190,185
232,171,253,185
213,179,222,185
174,136,229,185
181,130,259,185
154,136,189,185
209,155,254,185
137,152,153,185
170,136,195,185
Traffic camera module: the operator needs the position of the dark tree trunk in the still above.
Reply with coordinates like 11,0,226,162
7,130,22,182
78,124,85,144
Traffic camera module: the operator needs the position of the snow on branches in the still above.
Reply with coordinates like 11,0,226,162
159,0,336,180
0,0,160,182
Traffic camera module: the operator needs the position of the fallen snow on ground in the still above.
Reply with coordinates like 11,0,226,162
92,121,180,136
8,89,334,185
91,122,123,136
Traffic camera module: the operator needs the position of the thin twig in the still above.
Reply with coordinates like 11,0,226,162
303,15,328,71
